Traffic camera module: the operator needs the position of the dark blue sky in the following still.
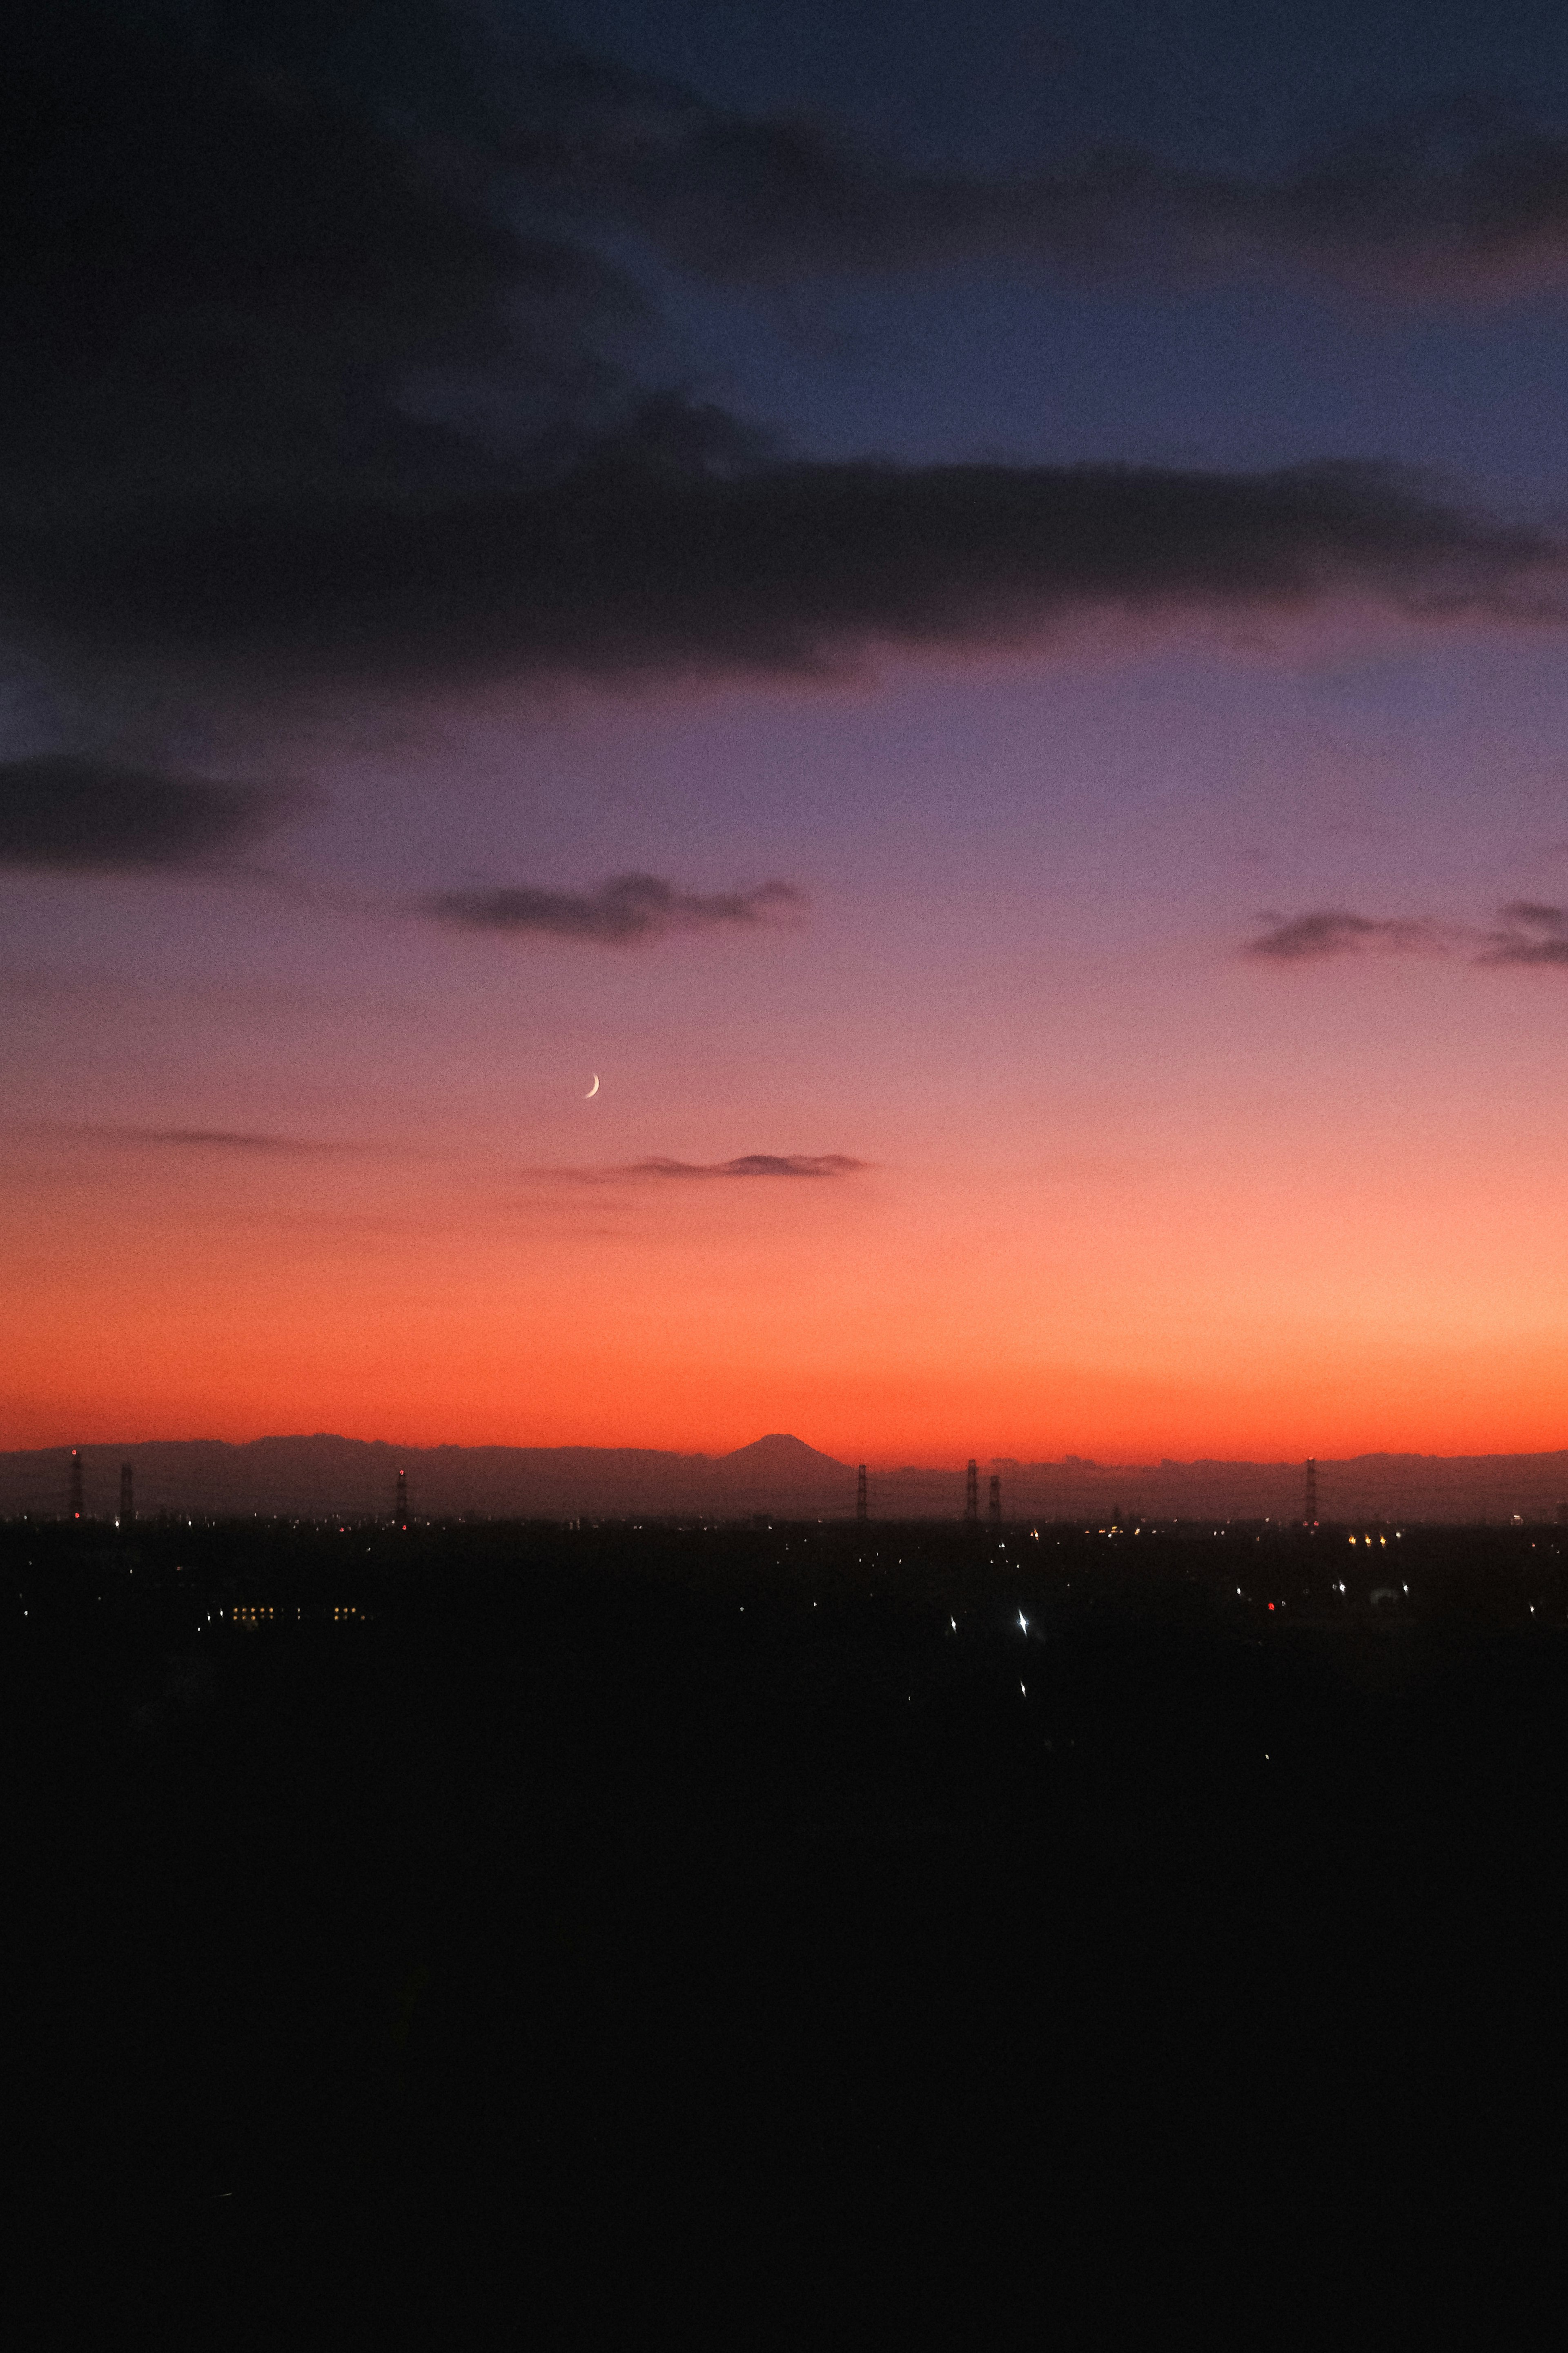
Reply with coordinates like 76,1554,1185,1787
552,0,1568,170
512,0,1568,493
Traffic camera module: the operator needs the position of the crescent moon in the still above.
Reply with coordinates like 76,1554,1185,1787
583,1073,600,1098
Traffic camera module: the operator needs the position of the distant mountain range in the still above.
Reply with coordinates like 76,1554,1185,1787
3,1430,1568,1524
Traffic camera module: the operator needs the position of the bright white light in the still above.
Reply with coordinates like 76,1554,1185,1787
1018,1611,1028,1632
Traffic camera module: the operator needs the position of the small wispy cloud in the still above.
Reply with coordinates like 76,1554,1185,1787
1244,899,1568,970
1244,910,1454,961
421,874,805,945
1477,902,1568,964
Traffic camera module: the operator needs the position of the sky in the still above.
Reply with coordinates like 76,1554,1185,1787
6,0,1568,1463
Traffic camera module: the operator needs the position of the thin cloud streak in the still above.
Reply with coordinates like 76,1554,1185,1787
423,875,804,944
41,1125,367,1155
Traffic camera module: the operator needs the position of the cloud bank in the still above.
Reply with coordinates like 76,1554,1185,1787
27,459,1562,689
8,5,1568,721
424,874,803,943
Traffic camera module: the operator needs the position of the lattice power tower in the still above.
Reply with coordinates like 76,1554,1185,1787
856,1464,867,1521
965,1459,979,1522
1303,1457,1318,1529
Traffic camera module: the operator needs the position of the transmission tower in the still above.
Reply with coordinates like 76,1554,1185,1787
119,1463,133,1528
856,1463,867,1522
68,1449,83,1522
988,1473,1001,1525
965,1459,979,1522
1303,1458,1318,1529
396,1469,408,1531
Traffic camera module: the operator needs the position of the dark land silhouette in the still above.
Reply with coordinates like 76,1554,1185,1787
6,1428,1568,1523
9,1510,1568,2331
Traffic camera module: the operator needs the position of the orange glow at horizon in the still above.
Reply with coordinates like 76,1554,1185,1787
7,1071,1568,1465
7,648,1568,1470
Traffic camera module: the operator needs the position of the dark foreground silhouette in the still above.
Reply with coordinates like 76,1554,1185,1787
8,1518,1566,2332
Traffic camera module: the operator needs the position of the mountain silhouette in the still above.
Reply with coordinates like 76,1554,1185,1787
0,1431,850,1519
715,1433,849,1476
710,1432,853,1508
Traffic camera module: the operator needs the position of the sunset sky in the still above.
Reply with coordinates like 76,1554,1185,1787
7,0,1568,1462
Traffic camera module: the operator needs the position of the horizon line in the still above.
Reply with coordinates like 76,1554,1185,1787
6,1431,1568,1471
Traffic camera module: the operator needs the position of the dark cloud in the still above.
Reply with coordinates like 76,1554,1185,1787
423,874,803,943
6,8,1568,714
516,63,1568,301
0,755,292,870
1245,910,1454,960
1,3,644,522
24,459,1563,689
1478,902,1568,964
628,1155,866,1179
